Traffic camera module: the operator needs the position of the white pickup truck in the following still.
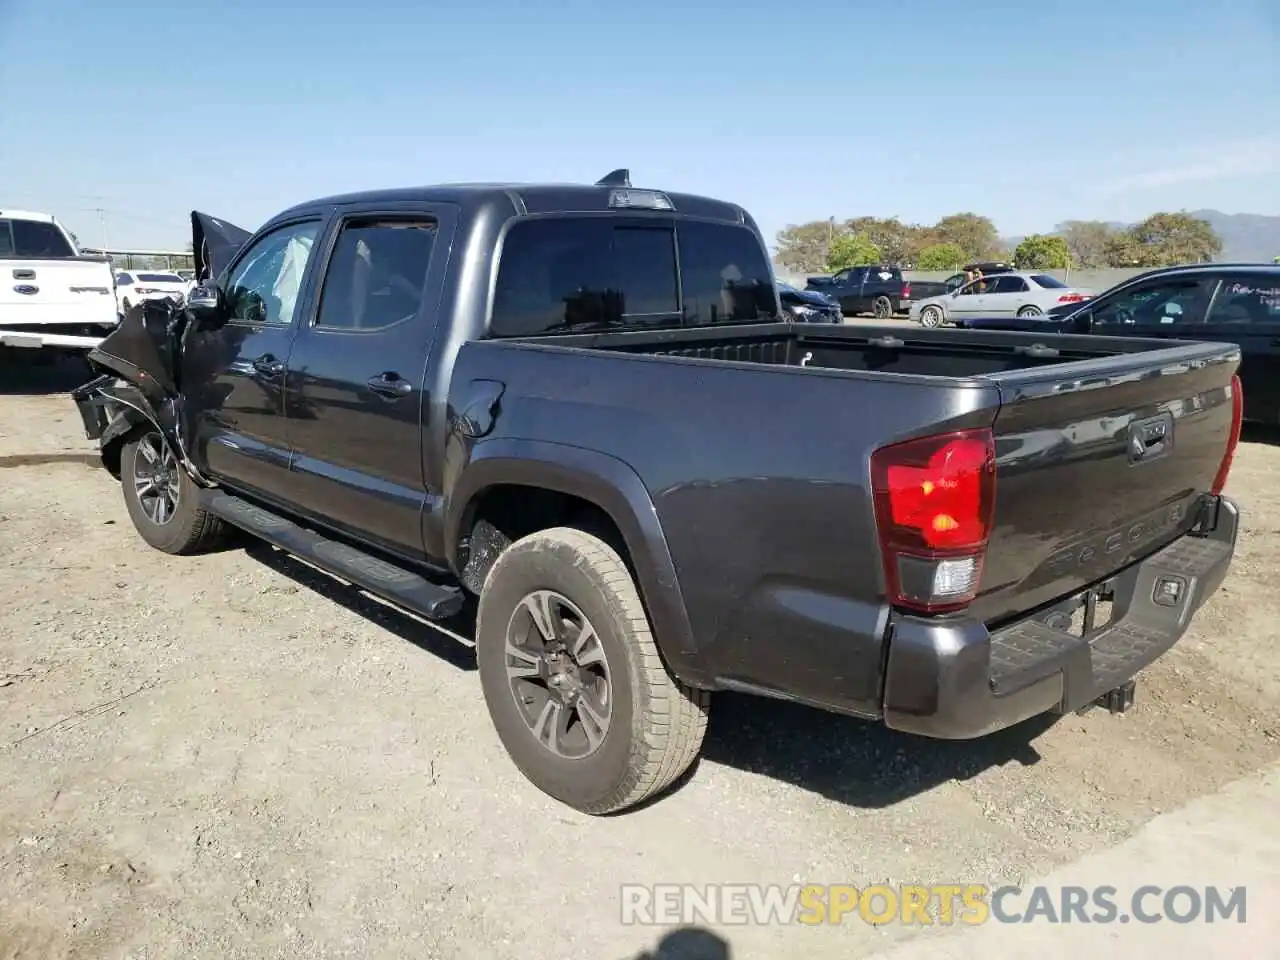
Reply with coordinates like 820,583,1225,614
0,208,120,358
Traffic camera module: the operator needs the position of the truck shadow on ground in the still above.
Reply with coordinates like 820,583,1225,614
628,927,731,959
242,540,478,673
695,692,1054,810
243,538,1052,810
0,356,93,395
1241,423,1280,446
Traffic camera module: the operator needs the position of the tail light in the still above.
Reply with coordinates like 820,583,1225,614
1057,294,1086,303
902,282,912,299
870,428,996,614
135,287,156,295
1211,375,1243,495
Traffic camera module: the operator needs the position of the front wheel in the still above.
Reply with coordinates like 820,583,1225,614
120,430,226,554
1017,305,1044,318
476,527,709,814
919,305,944,328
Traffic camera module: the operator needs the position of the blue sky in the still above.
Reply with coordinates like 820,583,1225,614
1,0,1276,253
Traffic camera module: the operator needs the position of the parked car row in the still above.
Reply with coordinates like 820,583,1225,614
949,262,1280,425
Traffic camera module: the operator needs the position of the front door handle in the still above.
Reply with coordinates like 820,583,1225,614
252,354,285,377
367,372,413,399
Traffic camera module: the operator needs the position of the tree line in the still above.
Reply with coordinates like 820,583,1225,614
774,212,1224,275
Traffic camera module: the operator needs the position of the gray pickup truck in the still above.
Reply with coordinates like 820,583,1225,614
72,171,1243,814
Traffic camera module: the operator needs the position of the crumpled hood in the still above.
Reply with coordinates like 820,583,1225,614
191,211,252,282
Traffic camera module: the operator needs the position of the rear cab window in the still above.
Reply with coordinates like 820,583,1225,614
489,215,776,337
0,218,76,259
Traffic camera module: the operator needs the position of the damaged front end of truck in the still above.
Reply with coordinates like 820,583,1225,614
70,211,251,481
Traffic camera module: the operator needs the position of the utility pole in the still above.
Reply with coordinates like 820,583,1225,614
95,207,107,251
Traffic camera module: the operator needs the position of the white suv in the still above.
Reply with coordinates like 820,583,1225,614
113,270,189,314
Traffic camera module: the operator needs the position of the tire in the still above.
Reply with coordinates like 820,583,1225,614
872,295,893,320
1017,305,1043,318
476,526,709,814
120,430,226,554
919,305,944,328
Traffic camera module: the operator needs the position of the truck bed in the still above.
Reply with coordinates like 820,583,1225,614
460,321,1239,717
528,321,1213,379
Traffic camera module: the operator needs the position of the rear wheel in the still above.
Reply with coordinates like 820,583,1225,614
872,295,893,320
919,305,944,328
1017,305,1044,318
476,527,709,814
120,431,226,554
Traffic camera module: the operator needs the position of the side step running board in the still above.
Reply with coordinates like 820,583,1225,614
201,491,465,620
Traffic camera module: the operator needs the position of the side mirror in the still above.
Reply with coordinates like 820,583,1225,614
186,282,226,326
1071,310,1093,333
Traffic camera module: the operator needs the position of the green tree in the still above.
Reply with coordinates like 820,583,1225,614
826,233,882,271
1013,234,1072,269
1057,220,1115,268
915,242,967,271
1102,230,1144,267
933,213,1001,261
1130,212,1222,265
842,216,918,265
1103,212,1222,267
774,221,843,274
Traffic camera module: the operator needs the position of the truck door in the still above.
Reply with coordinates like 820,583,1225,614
281,203,458,560
184,217,325,502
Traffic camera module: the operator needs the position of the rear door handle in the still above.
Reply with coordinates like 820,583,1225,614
252,354,285,377
367,372,413,398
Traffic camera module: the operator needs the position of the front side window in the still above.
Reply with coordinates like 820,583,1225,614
315,218,437,331
224,220,322,325
677,219,777,326
1207,276,1280,326
1091,278,1216,327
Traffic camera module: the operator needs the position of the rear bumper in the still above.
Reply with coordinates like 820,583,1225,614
881,495,1240,739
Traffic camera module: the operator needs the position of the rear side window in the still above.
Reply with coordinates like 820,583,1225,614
315,218,437,331
676,220,777,326
1207,276,1280,326
491,218,678,337
0,218,75,258
115,272,134,285
990,276,1028,293
1031,274,1067,289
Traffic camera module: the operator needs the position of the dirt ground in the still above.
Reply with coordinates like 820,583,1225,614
1,361,1277,960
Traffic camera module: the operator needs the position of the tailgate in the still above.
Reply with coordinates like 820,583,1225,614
972,340,1240,624
0,259,117,322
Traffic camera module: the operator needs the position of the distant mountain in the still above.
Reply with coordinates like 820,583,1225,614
1190,210,1280,262
1002,212,1280,262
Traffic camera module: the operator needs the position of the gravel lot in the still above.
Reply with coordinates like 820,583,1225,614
1,360,1277,960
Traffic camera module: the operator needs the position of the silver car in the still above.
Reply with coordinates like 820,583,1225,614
909,271,1092,327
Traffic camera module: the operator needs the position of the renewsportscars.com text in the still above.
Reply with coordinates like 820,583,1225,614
619,883,1248,927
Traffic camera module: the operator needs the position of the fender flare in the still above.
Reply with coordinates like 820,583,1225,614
446,438,710,687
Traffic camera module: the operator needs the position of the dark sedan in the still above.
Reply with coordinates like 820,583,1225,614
777,281,843,323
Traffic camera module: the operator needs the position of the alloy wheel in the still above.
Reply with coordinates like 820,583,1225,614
504,589,613,760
